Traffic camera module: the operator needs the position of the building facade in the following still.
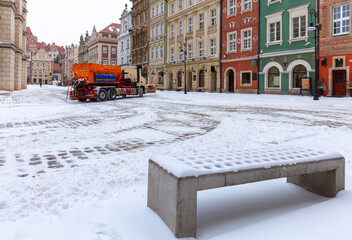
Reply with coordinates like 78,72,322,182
78,32,89,63
221,0,259,93
118,5,133,66
320,0,352,97
64,44,79,85
31,49,53,85
0,0,28,91
148,0,167,88
88,23,120,65
166,0,221,92
131,0,149,69
259,0,316,95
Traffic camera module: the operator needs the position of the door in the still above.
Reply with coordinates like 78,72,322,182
228,70,234,93
211,71,217,92
333,70,346,96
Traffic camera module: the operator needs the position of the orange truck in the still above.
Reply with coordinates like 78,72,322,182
69,63,157,101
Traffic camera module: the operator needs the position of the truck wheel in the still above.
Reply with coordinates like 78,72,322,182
97,89,108,102
108,88,117,100
139,87,144,97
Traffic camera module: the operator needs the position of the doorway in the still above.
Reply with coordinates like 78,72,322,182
187,72,192,91
228,70,235,92
333,70,346,96
211,71,217,92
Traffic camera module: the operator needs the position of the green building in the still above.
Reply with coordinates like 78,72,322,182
148,0,167,89
259,0,316,95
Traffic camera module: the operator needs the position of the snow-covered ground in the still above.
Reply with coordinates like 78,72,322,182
0,85,351,240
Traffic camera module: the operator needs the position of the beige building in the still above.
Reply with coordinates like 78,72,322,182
0,0,28,91
31,49,53,85
88,24,120,65
165,0,220,92
64,44,79,84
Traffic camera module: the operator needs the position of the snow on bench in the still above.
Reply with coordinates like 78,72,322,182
147,145,345,238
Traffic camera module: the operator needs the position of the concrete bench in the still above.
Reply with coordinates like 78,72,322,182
147,145,345,238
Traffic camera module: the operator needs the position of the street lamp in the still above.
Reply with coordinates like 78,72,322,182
180,36,188,94
308,6,322,101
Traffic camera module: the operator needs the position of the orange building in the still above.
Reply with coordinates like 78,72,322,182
221,0,259,93
319,0,352,97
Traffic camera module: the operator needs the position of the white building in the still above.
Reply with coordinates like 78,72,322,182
117,5,133,66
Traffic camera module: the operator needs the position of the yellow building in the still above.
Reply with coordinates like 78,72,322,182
165,0,220,92
31,49,53,85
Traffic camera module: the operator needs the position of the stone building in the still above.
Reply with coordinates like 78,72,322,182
221,0,259,94
78,32,89,63
319,0,351,97
165,0,221,92
130,0,149,69
259,0,316,95
148,0,167,88
0,0,28,91
64,44,78,85
31,49,53,85
88,23,120,65
118,4,133,66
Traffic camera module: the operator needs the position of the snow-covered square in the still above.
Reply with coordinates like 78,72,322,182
0,85,351,240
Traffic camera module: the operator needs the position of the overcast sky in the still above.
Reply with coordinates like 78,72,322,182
27,0,132,47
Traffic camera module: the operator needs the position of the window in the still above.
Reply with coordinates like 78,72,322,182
45,62,48,67
121,57,123,64
243,0,252,11
152,7,155,18
34,70,37,74
33,78,37,83
161,22,164,34
199,13,204,29
228,32,236,52
188,18,193,33
112,48,116,54
199,41,204,57
179,21,183,35
171,3,175,14
39,70,42,75
270,22,281,42
151,48,154,60
127,39,130,48
112,60,116,65
161,2,164,13
103,47,107,53
268,67,280,88
199,70,205,87
160,45,164,58
189,0,194,6
241,72,251,85
156,24,159,36
156,5,159,16
188,44,192,59
171,24,175,37
333,4,350,35
179,46,183,60
156,46,159,59
292,65,307,88
292,16,306,38
45,70,48,75
152,26,155,37
178,72,182,87
171,48,175,61
179,0,184,10
229,0,236,15
242,29,252,50
210,9,216,26
210,39,216,56
103,60,108,65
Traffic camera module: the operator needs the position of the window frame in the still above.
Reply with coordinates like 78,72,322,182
227,31,237,52
210,39,216,56
240,71,252,86
198,41,204,57
241,28,252,51
332,4,350,36
199,13,204,30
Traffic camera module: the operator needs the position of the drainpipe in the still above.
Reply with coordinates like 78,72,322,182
257,0,260,95
219,0,223,93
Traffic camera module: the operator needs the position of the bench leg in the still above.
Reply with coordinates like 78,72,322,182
147,161,197,238
287,163,345,198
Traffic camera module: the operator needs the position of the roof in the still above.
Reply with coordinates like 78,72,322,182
100,23,121,34
26,27,33,36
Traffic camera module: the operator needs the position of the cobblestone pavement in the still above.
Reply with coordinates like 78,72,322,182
1,87,351,179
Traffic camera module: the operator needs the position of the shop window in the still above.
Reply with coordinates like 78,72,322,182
241,72,251,85
292,65,307,88
268,67,280,88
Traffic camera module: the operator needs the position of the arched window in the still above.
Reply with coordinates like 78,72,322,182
268,67,280,88
178,71,182,87
292,65,307,88
199,70,205,87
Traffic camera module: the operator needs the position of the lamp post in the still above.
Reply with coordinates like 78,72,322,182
308,5,321,101
180,36,188,94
